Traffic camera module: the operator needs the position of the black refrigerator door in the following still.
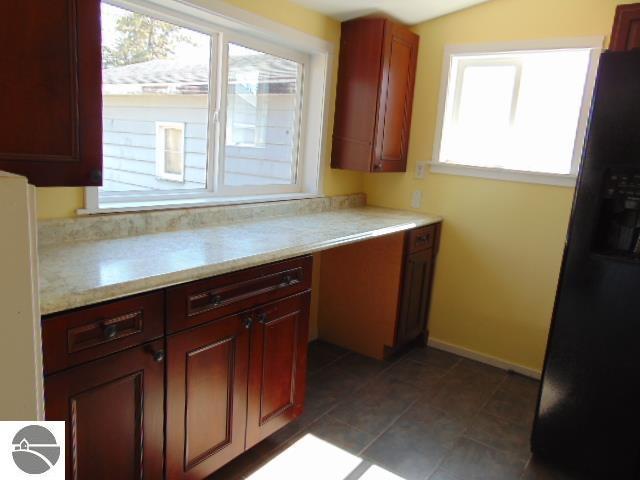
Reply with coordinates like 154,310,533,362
532,50,640,478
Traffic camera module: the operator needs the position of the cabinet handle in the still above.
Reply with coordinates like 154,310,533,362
211,293,222,306
102,323,118,340
257,313,268,324
417,235,429,243
243,316,253,329
282,275,298,286
152,350,165,363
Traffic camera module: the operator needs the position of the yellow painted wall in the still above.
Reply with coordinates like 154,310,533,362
36,0,363,219
364,0,632,373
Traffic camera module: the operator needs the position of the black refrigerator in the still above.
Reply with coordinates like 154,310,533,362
532,50,640,478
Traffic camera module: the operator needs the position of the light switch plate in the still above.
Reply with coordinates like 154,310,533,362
411,190,422,209
415,161,427,179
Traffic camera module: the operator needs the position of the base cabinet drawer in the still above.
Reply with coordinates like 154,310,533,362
167,256,312,334
44,340,165,480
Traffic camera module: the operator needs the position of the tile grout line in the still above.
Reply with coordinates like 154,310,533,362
356,397,420,457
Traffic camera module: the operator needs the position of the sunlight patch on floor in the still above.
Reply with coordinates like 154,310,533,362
359,465,406,480
246,433,407,480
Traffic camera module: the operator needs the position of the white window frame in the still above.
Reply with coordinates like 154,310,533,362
155,121,185,182
83,0,333,214
431,37,604,187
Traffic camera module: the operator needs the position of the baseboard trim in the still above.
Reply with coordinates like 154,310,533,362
427,338,542,380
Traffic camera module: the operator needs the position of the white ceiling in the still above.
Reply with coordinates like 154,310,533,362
290,0,491,25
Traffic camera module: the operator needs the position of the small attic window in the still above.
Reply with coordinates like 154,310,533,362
432,38,603,186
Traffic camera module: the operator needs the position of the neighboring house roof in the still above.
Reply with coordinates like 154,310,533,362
103,55,298,95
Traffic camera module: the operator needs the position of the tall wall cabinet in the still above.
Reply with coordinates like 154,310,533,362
331,18,419,173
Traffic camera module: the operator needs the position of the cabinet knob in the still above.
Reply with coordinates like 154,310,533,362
243,316,253,329
90,169,102,184
102,324,118,340
257,313,268,324
152,350,165,363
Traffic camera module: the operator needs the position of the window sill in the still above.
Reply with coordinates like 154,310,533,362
429,162,577,187
77,192,324,215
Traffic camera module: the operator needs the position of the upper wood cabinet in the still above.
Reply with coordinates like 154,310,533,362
611,3,640,51
0,0,102,186
331,18,419,173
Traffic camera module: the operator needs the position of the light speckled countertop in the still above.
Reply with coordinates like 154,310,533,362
39,207,441,315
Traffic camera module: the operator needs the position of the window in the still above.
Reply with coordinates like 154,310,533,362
432,38,603,186
87,0,329,213
155,122,185,182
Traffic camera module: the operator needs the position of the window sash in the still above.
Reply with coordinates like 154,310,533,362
431,38,604,185
98,0,311,206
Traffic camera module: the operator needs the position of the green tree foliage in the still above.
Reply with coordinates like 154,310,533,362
103,13,188,68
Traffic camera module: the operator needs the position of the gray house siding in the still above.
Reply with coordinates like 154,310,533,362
102,93,298,192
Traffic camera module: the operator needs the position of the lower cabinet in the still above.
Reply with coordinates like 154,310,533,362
396,247,435,346
43,256,313,480
45,339,165,480
166,292,310,478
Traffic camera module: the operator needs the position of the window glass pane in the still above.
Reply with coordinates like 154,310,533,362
100,2,210,193
224,43,302,187
164,128,183,175
440,49,591,175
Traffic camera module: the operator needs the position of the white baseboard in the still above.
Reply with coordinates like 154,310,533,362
427,337,542,380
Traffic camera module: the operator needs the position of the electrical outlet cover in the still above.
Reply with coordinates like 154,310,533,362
415,161,427,179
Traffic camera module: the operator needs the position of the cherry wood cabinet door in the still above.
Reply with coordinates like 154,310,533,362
397,249,434,347
611,3,640,52
166,314,250,480
0,0,102,186
44,340,165,480
246,293,310,449
375,22,419,173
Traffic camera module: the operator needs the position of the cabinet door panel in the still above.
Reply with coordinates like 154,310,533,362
166,315,249,480
45,340,164,480
376,23,418,172
397,249,434,346
0,0,102,186
246,293,310,449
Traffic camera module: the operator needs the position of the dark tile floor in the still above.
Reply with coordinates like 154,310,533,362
208,341,582,480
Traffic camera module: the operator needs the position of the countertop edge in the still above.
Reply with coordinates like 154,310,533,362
40,216,442,316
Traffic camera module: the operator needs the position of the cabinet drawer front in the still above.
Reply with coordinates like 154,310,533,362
42,291,164,374
407,225,436,254
167,256,312,333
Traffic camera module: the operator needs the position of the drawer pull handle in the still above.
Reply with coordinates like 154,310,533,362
257,313,268,324
282,275,298,286
243,316,253,329
102,324,118,340
211,294,222,306
152,350,165,363
417,235,429,243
